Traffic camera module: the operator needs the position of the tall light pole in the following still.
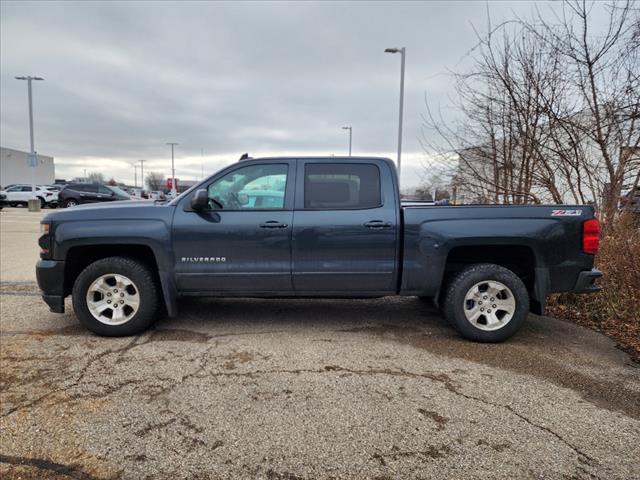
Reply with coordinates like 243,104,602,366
384,47,405,183
341,125,352,156
139,160,146,190
166,142,178,197
15,75,44,211
133,163,139,187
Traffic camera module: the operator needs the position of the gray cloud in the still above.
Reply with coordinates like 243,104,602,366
2,1,539,187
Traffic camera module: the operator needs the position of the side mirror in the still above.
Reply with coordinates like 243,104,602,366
190,189,209,211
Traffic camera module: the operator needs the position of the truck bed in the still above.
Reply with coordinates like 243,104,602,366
400,204,597,313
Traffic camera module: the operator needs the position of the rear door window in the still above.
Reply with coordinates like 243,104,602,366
303,163,381,209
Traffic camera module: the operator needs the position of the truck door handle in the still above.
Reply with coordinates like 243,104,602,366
364,220,392,229
259,221,288,229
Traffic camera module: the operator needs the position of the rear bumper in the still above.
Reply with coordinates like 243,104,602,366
36,259,66,313
573,268,602,293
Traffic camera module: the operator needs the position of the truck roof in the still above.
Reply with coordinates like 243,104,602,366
240,155,395,163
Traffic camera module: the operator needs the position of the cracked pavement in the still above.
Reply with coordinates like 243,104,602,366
1,209,639,479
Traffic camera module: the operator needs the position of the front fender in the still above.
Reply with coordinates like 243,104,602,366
53,219,178,316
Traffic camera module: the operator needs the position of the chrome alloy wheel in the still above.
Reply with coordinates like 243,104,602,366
86,273,140,325
463,280,516,331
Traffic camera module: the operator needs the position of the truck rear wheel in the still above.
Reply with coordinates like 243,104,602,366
443,263,529,342
72,256,160,336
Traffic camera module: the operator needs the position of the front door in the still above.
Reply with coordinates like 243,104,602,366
291,160,399,294
172,161,295,294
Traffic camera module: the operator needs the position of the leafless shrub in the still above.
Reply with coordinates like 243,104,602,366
547,212,640,358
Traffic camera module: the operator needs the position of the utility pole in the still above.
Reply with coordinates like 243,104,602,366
166,143,178,197
139,160,146,190
341,126,352,156
15,75,44,211
384,47,406,183
133,164,139,187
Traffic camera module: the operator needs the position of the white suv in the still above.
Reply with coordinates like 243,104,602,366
0,184,59,208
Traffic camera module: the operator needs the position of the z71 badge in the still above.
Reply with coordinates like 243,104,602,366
551,209,582,216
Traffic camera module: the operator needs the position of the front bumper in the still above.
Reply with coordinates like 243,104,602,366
36,259,66,313
573,268,603,293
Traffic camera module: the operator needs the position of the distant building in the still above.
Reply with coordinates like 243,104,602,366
0,146,55,187
176,180,197,193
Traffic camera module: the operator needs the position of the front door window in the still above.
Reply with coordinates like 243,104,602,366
207,164,288,210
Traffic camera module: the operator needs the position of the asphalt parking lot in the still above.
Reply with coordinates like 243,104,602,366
1,207,639,480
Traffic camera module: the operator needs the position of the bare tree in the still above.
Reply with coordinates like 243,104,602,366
146,171,165,191
422,0,639,220
536,1,638,221
87,171,105,184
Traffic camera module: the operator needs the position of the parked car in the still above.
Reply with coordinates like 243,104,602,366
0,192,7,210
37,156,602,341
0,184,58,208
58,183,130,207
148,190,166,201
127,188,149,200
237,189,284,208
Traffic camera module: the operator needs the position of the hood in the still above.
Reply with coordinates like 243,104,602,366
43,200,175,223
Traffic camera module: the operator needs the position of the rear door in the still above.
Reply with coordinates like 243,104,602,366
291,159,399,294
71,184,100,203
19,186,33,201
97,185,117,202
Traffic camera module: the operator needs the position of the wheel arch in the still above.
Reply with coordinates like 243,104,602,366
64,244,177,316
441,244,545,314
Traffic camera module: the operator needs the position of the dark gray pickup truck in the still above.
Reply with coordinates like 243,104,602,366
36,156,602,341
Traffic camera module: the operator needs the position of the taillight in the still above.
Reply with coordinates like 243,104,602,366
583,218,600,255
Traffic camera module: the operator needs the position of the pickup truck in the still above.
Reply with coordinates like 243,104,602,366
36,156,602,342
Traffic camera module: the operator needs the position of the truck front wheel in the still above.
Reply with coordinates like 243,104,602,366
443,263,529,342
72,256,160,336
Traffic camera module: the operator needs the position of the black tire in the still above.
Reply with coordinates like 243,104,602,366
72,256,160,336
443,263,529,343
9,202,17,207
64,198,79,208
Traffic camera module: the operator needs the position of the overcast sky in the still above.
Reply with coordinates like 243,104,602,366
1,1,543,188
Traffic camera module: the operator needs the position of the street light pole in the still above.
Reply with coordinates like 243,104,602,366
15,75,44,210
384,47,406,183
167,143,178,197
133,164,138,187
139,160,146,190
341,126,352,156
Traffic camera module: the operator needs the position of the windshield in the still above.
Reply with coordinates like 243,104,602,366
107,186,131,197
